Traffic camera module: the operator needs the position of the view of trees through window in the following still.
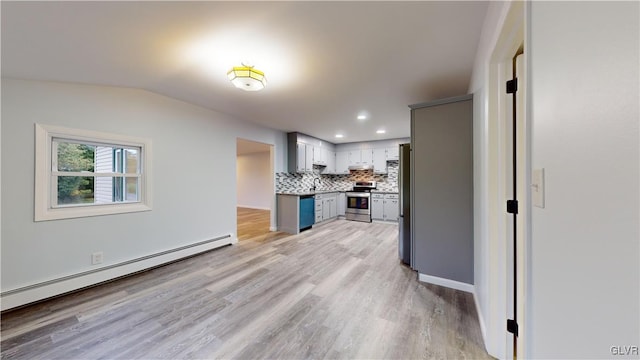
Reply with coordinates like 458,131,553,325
55,141,140,206
57,143,95,204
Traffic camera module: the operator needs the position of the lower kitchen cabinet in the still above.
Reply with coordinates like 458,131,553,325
384,194,399,221
337,192,346,216
315,192,339,223
371,193,399,222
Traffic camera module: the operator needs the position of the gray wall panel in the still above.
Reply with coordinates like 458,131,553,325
411,96,473,284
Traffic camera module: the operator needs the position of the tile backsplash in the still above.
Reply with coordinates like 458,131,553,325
277,161,399,192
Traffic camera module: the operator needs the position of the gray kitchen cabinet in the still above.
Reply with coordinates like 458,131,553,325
372,148,387,174
337,192,346,216
323,148,336,174
288,132,336,173
410,94,473,284
315,194,323,223
386,146,399,160
371,193,384,220
322,197,331,220
360,149,373,165
383,194,399,221
372,193,398,221
329,195,337,218
313,145,327,166
289,140,313,173
315,192,338,223
336,151,349,174
348,149,373,166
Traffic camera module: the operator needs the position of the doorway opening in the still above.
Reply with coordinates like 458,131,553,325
236,138,274,241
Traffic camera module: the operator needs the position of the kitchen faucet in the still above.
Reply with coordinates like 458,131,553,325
312,177,321,191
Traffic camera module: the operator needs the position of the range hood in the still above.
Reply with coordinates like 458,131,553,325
348,164,373,171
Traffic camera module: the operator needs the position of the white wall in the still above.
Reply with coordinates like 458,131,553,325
470,1,640,359
237,151,271,210
528,2,639,358
1,78,287,308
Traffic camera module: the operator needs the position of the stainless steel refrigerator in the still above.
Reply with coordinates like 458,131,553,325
398,143,411,265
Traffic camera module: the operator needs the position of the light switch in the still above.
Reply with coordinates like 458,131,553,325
532,168,545,208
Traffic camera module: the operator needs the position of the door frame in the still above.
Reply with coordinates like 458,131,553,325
235,138,277,235
485,1,529,359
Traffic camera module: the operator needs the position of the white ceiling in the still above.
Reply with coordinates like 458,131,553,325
1,1,488,144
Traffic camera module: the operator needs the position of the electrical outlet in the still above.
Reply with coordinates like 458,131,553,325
91,252,103,265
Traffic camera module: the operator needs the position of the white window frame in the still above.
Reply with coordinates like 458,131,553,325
35,124,152,221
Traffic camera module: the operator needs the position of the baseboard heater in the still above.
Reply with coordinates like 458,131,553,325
1,234,232,310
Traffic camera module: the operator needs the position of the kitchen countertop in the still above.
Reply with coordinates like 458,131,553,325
276,190,347,196
277,189,398,196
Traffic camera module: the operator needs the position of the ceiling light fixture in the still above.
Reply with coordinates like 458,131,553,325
227,63,267,91
357,114,367,120
376,129,386,134
335,134,344,138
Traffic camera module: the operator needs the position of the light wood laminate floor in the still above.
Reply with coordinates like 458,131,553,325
237,207,271,241
1,214,492,359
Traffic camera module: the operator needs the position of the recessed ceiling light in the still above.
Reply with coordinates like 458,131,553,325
357,114,367,120
376,129,386,134
335,134,344,138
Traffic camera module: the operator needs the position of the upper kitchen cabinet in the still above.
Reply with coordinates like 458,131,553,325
335,151,349,174
386,146,399,160
348,149,372,167
322,148,336,174
291,141,313,173
372,148,387,174
287,132,336,174
312,146,326,166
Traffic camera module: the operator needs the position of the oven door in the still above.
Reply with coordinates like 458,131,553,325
345,192,371,215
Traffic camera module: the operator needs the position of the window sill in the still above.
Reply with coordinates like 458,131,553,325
35,202,152,222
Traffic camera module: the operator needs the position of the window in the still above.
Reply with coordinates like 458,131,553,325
35,124,152,221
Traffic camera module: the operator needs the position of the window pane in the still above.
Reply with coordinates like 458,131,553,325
125,177,139,201
94,176,139,204
57,176,95,205
125,149,139,174
95,175,113,204
56,142,95,172
95,146,115,173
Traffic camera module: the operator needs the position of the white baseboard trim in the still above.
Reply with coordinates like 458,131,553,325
418,273,474,293
473,289,488,346
237,205,271,211
1,235,234,311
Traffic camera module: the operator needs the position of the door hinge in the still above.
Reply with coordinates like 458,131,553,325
506,78,518,94
507,319,519,336
507,200,519,214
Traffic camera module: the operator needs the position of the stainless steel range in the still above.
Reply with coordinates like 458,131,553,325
345,181,376,222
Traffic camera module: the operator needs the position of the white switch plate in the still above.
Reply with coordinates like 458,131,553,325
532,168,545,208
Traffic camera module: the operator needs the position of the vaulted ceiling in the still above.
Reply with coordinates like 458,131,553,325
1,1,488,143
